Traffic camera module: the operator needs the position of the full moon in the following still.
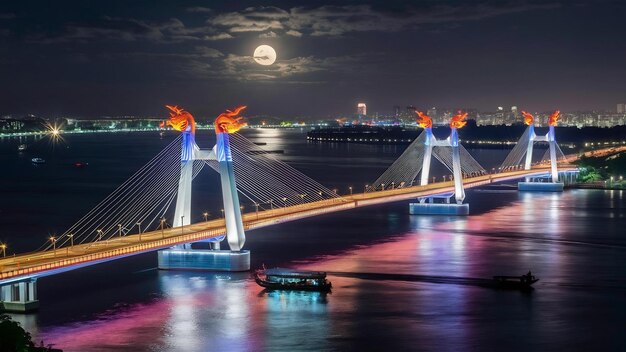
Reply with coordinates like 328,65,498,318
253,45,277,66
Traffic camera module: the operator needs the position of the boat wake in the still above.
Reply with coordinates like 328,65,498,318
327,271,506,289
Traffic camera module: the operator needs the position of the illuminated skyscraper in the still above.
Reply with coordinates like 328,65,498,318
357,103,367,116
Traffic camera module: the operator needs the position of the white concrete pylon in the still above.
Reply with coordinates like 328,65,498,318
523,124,559,182
418,127,466,204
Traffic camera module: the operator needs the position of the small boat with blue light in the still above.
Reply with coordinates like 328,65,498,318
254,267,332,292
31,157,46,164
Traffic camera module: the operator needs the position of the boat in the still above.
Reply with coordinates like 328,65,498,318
254,267,332,292
492,271,539,289
18,144,28,151
73,162,89,168
31,157,46,164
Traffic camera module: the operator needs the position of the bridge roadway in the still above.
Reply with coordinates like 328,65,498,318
0,166,576,284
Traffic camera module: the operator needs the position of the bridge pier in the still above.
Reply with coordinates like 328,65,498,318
0,279,39,313
158,248,250,272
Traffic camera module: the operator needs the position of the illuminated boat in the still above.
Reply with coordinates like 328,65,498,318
31,157,46,164
254,267,332,292
18,144,28,151
492,272,539,289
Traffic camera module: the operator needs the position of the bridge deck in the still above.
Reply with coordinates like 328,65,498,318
0,166,576,284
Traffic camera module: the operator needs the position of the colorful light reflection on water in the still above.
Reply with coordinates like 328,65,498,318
27,189,626,352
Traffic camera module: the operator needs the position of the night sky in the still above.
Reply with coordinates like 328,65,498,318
1,1,625,118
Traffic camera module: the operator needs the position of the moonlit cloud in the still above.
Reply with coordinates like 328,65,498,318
259,31,278,38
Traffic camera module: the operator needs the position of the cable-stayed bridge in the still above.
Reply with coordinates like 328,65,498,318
0,107,583,312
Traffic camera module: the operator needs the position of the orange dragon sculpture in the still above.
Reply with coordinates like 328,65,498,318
521,111,534,126
415,111,433,129
450,111,468,129
548,110,560,126
161,105,196,133
215,106,248,134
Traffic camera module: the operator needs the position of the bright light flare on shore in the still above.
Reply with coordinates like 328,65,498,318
44,121,66,146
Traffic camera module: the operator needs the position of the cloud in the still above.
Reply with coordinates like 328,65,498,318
31,16,233,43
203,32,233,40
210,6,288,33
285,30,302,37
215,53,364,82
26,2,561,45
259,31,278,38
205,2,561,37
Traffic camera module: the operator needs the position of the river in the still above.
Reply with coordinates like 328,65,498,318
1,129,624,351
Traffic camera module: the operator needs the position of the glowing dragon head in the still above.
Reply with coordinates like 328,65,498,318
521,111,534,126
415,111,433,129
215,106,247,134
548,110,560,126
450,111,468,129
161,105,196,133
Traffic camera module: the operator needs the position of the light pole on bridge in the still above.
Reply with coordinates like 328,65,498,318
68,233,74,247
49,236,57,257
97,229,104,242
364,184,369,193
118,224,123,238
160,217,166,239
203,212,209,222
254,202,259,220
0,243,6,257
181,216,184,235
349,186,353,195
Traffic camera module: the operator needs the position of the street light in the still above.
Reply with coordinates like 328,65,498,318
118,224,123,238
181,216,185,234
68,233,74,247
0,243,6,257
254,202,260,220
348,186,353,195
203,212,209,222
97,229,104,242
160,217,166,239
364,184,369,193
49,236,57,252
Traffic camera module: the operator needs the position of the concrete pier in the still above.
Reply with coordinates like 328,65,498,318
409,203,469,215
518,182,564,192
158,249,250,271
1,278,39,313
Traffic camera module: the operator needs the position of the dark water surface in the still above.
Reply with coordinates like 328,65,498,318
1,129,625,351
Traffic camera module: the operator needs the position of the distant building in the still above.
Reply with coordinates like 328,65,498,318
618,104,626,114
597,113,626,127
393,105,401,117
357,103,367,116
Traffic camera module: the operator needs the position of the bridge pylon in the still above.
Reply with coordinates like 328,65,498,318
409,112,470,215
157,106,250,272
505,111,564,192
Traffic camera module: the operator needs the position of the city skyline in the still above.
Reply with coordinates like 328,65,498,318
0,1,625,117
